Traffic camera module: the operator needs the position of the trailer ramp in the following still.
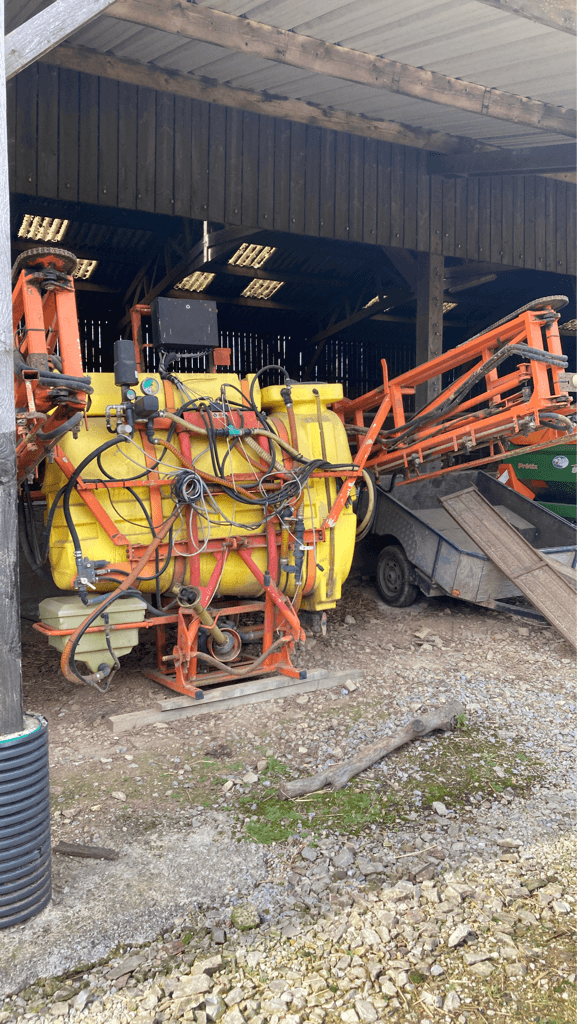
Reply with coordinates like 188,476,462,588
440,486,576,649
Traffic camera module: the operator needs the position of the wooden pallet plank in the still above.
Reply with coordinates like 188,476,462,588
107,668,364,733
440,486,576,647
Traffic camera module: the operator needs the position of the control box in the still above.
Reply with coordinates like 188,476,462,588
150,297,219,350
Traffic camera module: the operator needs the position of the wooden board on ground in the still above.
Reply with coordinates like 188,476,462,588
107,668,364,734
440,486,577,648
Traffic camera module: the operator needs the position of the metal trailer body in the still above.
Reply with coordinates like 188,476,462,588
370,470,577,610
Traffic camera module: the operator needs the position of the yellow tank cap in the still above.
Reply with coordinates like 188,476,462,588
261,382,343,413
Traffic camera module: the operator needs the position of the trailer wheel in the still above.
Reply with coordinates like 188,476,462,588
376,544,419,607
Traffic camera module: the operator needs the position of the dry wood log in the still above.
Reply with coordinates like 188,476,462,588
279,700,465,800
53,841,119,861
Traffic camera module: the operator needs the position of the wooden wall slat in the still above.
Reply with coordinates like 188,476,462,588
37,63,58,198
304,126,321,238
224,106,243,225
191,99,209,219
257,113,274,230
466,177,479,261
567,180,576,276
57,69,79,203
555,180,567,276
348,134,363,244
512,177,524,267
118,82,138,211
534,176,546,271
208,103,226,223
523,176,536,269
334,132,350,240
429,174,442,255
273,119,291,232
136,86,156,213
78,72,98,205
10,64,577,276
454,177,466,259
376,141,391,245
501,177,513,266
416,151,430,253
99,77,118,208
390,144,403,247
478,178,491,262
544,178,556,273
14,64,37,194
362,138,377,245
319,129,336,239
403,148,417,250
155,91,174,216
173,95,192,218
442,176,455,257
289,120,306,235
241,109,259,228
490,177,502,263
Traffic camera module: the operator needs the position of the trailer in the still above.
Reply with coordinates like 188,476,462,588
368,470,577,613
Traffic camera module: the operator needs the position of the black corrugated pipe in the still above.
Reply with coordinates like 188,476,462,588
0,715,51,927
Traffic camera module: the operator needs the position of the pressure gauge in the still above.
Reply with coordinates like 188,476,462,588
140,376,160,396
125,388,137,401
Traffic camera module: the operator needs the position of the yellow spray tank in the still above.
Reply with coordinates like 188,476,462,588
42,373,356,613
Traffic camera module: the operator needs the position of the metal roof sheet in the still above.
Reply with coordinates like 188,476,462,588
9,0,577,147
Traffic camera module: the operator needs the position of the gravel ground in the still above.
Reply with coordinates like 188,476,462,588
4,567,576,1024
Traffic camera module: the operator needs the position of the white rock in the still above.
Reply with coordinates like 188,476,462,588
110,791,127,802
443,991,461,1011
354,999,378,1022
341,1010,359,1023
222,780,234,793
448,923,471,948
432,801,448,816
242,772,258,784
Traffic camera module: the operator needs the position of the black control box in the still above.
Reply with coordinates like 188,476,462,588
150,297,219,350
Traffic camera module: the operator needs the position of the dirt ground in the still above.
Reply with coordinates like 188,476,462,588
20,555,573,854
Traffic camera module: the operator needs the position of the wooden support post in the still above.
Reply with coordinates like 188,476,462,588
415,253,444,411
0,1,23,736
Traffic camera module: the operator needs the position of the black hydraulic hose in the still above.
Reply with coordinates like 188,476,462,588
62,436,130,587
65,588,166,690
37,410,83,441
249,364,289,411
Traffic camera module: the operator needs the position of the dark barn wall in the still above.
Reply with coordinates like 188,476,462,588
8,63,577,276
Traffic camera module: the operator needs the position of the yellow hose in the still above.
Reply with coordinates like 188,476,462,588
355,469,376,539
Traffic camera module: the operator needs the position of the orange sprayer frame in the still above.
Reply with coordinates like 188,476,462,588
13,250,89,483
327,302,574,517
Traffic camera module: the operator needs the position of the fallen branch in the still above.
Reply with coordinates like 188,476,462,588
53,841,119,861
278,700,465,799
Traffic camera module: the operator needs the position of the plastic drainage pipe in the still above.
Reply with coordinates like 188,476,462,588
0,714,51,927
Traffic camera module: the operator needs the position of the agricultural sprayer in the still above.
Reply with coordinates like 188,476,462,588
14,248,575,696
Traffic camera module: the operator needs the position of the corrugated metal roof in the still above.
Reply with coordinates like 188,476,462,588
9,0,577,147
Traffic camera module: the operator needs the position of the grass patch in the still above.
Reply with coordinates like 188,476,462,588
235,758,399,845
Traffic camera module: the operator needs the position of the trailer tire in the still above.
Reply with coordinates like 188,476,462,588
376,545,419,607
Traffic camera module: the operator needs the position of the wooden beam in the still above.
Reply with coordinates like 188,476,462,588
305,290,411,375
415,253,444,410
429,142,576,177
41,46,471,155
108,0,577,136
5,0,117,79
0,0,24,734
382,247,419,291
472,0,576,35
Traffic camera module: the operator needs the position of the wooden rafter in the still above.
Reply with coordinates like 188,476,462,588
40,46,474,154
472,0,576,35
107,0,577,136
429,142,576,177
5,0,117,79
